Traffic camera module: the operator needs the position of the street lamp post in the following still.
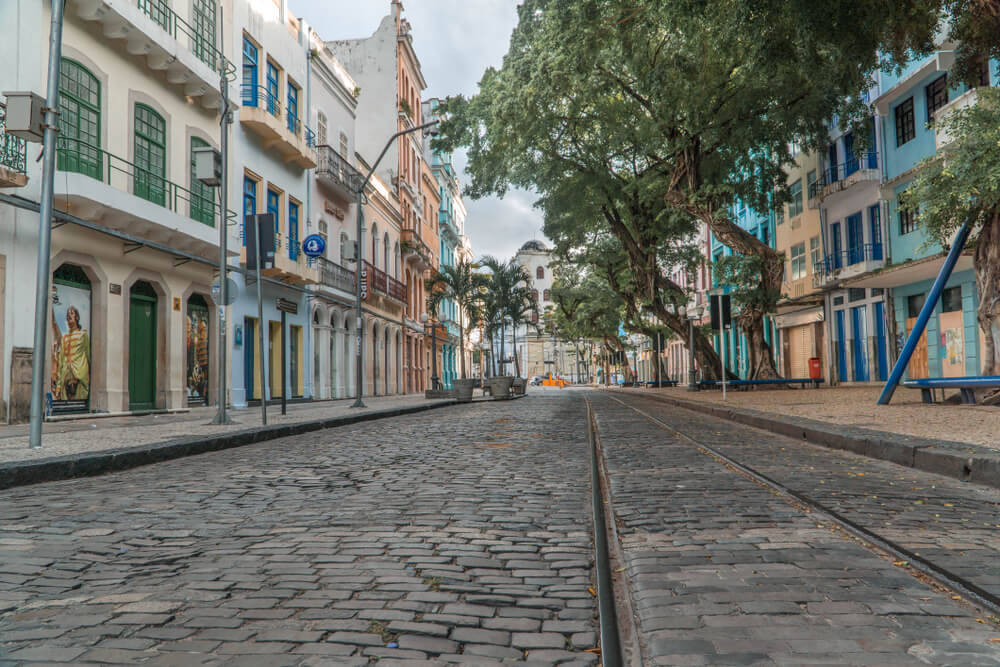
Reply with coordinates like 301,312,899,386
421,312,439,390
351,119,439,409
686,304,704,391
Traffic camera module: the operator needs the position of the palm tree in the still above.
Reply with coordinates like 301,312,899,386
506,285,538,377
425,260,487,379
480,255,532,376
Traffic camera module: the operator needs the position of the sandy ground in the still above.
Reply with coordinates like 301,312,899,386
635,385,1000,450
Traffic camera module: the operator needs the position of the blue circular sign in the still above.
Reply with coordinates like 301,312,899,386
302,233,326,258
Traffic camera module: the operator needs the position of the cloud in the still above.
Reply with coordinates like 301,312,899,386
288,0,548,260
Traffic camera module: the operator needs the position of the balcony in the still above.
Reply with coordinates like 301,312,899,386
239,232,318,285
812,243,885,288
393,170,417,200
316,145,363,200
818,152,879,203
239,85,317,169
53,136,236,261
443,318,461,341
316,256,356,294
401,229,435,271
438,208,459,241
0,106,28,188
935,88,978,150
70,0,235,109
363,260,406,303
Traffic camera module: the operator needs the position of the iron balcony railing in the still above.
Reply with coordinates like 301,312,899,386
317,257,356,293
135,0,236,79
826,152,879,184
363,260,406,302
241,84,315,147
316,145,364,193
816,242,884,275
56,135,233,227
0,104,27,175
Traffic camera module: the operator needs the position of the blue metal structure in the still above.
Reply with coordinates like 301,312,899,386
877,222,972,404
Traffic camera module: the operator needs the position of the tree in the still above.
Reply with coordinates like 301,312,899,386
438,0,946,378
903,87,1000,375
425,260,488,380
479,255,532,376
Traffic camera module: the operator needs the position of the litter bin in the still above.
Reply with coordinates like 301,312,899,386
808,357,822,380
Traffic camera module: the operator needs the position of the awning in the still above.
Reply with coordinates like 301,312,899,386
775,293,823,314
844,251,974,288
774,306,824,329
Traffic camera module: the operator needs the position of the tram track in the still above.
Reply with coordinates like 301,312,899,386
600,391,1000,625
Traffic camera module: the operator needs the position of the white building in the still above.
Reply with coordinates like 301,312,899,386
1,0,234,422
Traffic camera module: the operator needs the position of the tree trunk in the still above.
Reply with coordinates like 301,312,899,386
459,326,467,379
667,196,783,379
512,324,521,377
975,208,1000,376
499,322,506,375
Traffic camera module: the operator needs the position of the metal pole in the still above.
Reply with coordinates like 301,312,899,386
281,310,287,415
878,222,972,405
28,0,66,450
352,188,366,408
256,218,268,425
721,324,727,400
656,331,661,387
688,318,698,391
431,323,438,390
211,5,234,425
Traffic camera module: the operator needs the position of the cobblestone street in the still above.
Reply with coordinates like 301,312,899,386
3,390,1000,665
0,396,598,665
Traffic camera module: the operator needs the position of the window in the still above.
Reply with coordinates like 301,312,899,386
383,232,390,272
266,61,280,116
190,137,215,226
899,203,917,235
288,200,300,261
925,74,948,123
907,293,926,318
243,176,257,247
848,288,866,302
833,295,844,306
192,0,217,69
316,112,327,146
536,266,545,280
760,223,769,247
242,37,258,107
145,0,170,30
810,236,821,273
532,289,539,302
790,242,806,280
287,81,299,134
975,56,991,88
340,132,349,159
869,204,883,260
543,289,551,301
134,104,166,206
267,188,280,251
788,179,803,219
57,59,102,179
806,170,817,199
775,204,784,225
895,97,915,146
941,286,962,312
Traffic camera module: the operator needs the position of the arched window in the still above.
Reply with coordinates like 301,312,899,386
394,241,401,278
51,263,93,412
371,225,378,266
57,59,102,178
317,111,327,145
536,266,545,279
543,289,550,301
134,104,166,205
532,289,539,303
383,233,390,273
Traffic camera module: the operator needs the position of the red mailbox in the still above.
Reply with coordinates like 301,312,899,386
808,357,822,380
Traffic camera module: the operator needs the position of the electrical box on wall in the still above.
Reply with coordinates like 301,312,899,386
3,91,46,142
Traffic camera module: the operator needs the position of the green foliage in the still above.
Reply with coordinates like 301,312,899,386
903,87,1000,247
425,259,489,378
714,255,784,312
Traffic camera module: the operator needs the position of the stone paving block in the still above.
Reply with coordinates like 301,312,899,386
511,632,567,649
395,634,459,654
450,627,511,646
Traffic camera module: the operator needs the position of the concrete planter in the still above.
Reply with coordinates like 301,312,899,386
487,376,515,400
452,378,477,403
511,377,526,395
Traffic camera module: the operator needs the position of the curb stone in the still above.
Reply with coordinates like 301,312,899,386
615,390,1000,490
0,400,457,490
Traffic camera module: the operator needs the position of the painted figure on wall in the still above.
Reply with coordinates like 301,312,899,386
186,297,210,405
50,297,91,402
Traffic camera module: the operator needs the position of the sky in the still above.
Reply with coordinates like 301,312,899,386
288,0,549,261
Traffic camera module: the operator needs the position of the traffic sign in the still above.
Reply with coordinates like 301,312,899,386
301,233,326,258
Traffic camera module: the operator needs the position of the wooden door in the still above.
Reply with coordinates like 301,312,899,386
128,282,157,410
905,316,929,379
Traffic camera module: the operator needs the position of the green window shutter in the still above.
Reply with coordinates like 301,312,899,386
189,137,215,226
57,59,102,179
134,104,166,206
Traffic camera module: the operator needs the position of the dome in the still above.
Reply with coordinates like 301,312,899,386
519,239,549,252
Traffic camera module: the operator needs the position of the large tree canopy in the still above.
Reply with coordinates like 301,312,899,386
437,0,947,378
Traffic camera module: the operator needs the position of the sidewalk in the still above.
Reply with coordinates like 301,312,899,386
0,394,448,465
636,384,1000,451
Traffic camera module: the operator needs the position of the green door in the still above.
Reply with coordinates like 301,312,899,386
129,281,157,411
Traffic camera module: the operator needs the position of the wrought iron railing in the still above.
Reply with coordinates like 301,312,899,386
0,105,27,175
242,85,315,148
816,242,884,276
363,260,406,301
135,0,236,79
826,152,879,183
56,136,232,227
316,145,363,192
318,257,356,293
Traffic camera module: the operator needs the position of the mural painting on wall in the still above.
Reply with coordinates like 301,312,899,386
50,265,91,414
186,296,210,405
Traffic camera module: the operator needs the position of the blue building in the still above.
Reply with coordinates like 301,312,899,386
709,195,778,378
844,48,996,380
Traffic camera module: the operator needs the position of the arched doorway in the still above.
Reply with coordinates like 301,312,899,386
186,294,210,406
129,281,158,410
